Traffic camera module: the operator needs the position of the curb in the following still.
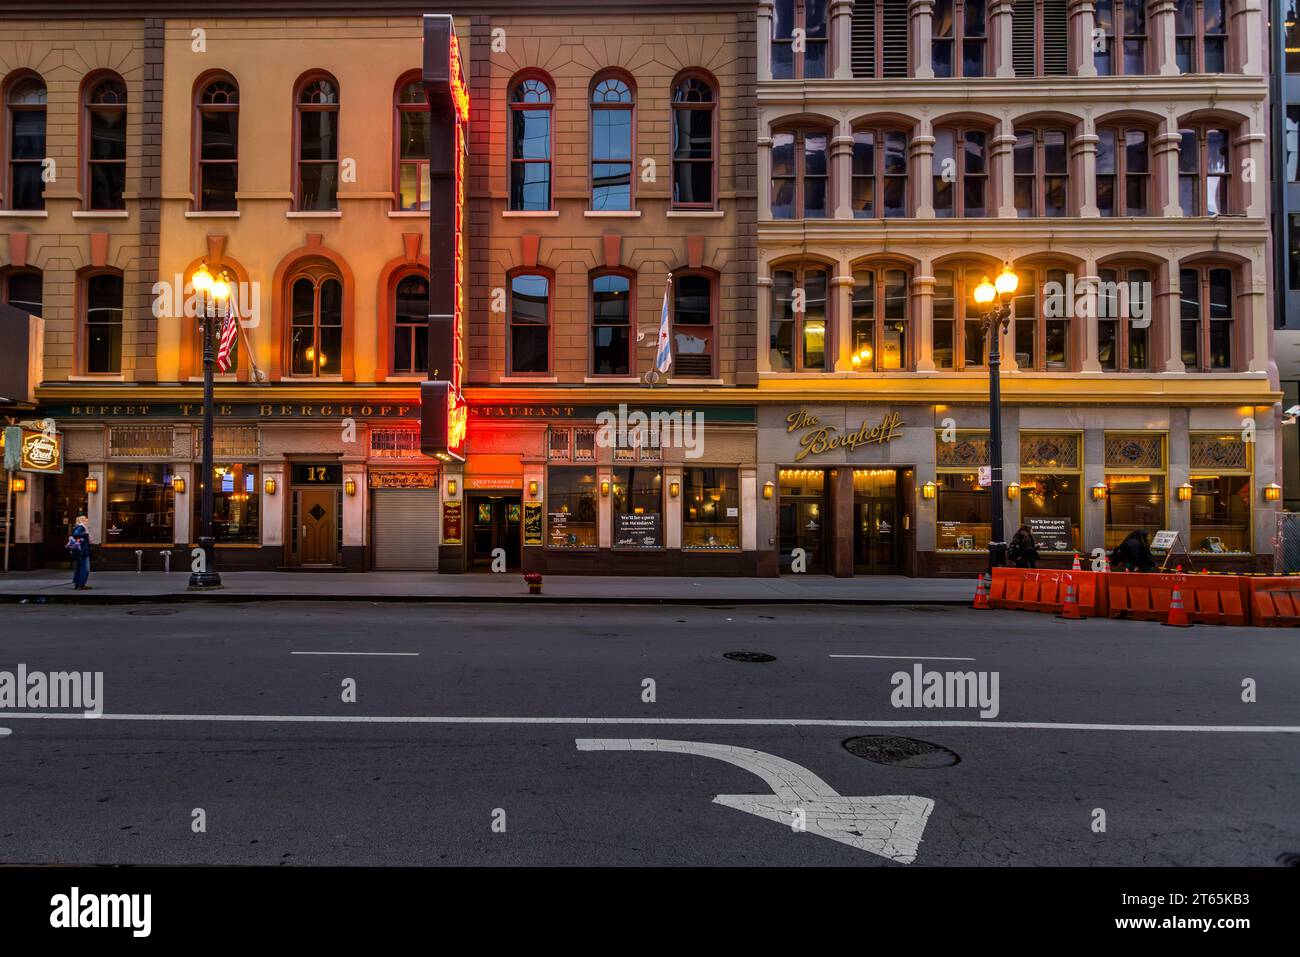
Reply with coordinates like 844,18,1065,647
0,592,973,607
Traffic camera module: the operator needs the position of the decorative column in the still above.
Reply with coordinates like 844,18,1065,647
740,467,758,553
992,115,1018,218
757,274,774,373
1245,268,1269,373
1078,258,1103,373
910,0,936,78
1231,0,1265,76
990,0,1016,78
1067,0,1099,77
833,271,856,371
758,134,773,220
1154,110,1183,217
1073,114,1100,217
911,120,936,218
831,0,855,78
1158,254,1185,372
758,0,775,80
1238,121,1266,218
342,462,366,564
912,272,937,371
261,463,285,548
833,118,855,219
1149,0,1179,76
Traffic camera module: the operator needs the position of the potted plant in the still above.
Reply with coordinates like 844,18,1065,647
524,571,543,595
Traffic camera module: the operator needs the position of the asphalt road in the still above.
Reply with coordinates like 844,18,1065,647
0,602,1296,866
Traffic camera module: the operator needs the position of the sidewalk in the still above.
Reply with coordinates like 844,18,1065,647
0,570,973,605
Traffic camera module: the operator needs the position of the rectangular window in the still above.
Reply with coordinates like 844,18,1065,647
1104,433,1166,549
1019,433,1083,553
933,269,955,369
936,472,991,552
672,274,713,377
398,106,431,211
85,273,123,374
105,463,175,545
1189,439,1251,555
509,274,550,375
546,466,598,548
611,466,663,549
683,467,741,550
591,273,631,376
195,463,260,545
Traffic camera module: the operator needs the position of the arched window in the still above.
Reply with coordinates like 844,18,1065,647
851,126,908,218
508,272,550,375
509,75,553,211
1014,127,1069,217
590,74,634,211
590,271,633,376
1094,0,1148,76
771,263,829,372
1178,125,1232,216
289,268,343,376
1,268,42,316
1097,263,1152,371
5,75,46,211
395,76,429,211
671,75,716,209
1011,265,1072,370
931,265,991,369
932,0,987,79
1179,264,1234,370
671,272,716,378
850,265,910,370
83,271,124,374
1175,0,1228,74
933,126,988,218
1096,124,1151,216
195,76,238,211
295,75,339,211
84,75,126,210
772,0,828,79
392,273,428,374
771,127,830,219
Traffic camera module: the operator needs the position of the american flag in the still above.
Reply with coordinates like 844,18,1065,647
215,295,238,373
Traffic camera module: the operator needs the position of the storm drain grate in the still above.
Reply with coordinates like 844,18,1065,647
843,734,960,768
723,651,776,663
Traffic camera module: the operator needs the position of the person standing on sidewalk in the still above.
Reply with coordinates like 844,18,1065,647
69,515,92,590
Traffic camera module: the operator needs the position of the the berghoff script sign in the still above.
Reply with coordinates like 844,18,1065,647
787,409,903,462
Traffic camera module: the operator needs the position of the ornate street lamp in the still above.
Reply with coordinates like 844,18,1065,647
189,261,228,589
973,263,1019,573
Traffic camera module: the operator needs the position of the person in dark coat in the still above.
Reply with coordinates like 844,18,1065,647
70,515,93,589
1111,528,1156,572
1007,525,1039,568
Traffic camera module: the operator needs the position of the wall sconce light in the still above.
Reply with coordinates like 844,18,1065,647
762,481,774,500
172,477,186,494
1006,482,1019,501
1263,483,1282,503
1091,482,1108,501
264,477,277,495
344,478,357,496
11,476,26,494
85,477,99,494
669,480,680,498
600,480,611,497
528,479,539,498
921,481,937,500
447,479,457,496
1176,482,1192,502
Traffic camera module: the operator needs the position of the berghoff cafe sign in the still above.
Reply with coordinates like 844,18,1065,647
786,409,904,462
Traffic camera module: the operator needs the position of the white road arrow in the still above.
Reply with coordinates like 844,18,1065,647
575,738,934,863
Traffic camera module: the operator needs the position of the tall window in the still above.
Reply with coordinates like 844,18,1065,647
1175,0,1227,74
105,464,174,545
509,76,553,211
1097,264,1152,371
1012,265,1071,370
671,272,714,377
591,271,632,376
683,468,740,550
6,76,46,210
85,75,126,210
591,75,633,211
1019,432,1083,553
1104,433,1166,549
1014,128,1068,217
935,431,991,552
392,273,428,374
197,463,260,545
84,272,123,374
851,127,908,218
1178,126,1231,216
850,265,909,370
1096,126,1150,216
395,78,430,211
671,75,716,208
289,269,343,376
1094,0,1147,75
772,0,829,79
931,266,990,369
1012,0,1069,77
2,268,43,316
771,128,830,219
851,0,911,78
1179,265,1234,371
932,0,987,78
295,75,339,211
508,272,550,375
195,77,238,211
771,264,829,372
933,127,987,218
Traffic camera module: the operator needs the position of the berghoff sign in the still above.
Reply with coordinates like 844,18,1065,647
786,409,903,462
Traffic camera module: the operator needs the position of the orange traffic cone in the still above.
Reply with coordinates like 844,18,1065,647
972,573,991,610
1163,584,1192,628
1071,552,1082,571
1056,577,1084,620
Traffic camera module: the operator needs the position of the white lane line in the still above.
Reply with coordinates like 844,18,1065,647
830,655,976,661
0,728,10,737
290,651,419,657
0,713,1296,733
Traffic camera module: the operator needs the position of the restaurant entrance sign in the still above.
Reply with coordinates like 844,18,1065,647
787,409,903,462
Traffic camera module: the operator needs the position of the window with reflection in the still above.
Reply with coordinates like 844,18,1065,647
1014,128,1068,218
396,78,430,211
672,75,716,208
1178,126,1231,216
1013,266,1072,370
850,265,909,370
771,264,828,372
611,466,663,549
1094,0,1147,76
84,272,123,374
1179,265,1234,371
508,272,550,375
296,75,339,211
510,76,553,211
546,467,598,548
771,0,828,79
771,128,830,219
196,77,238,211
591,75,633,211
105,464,174,545
591,271,632,376
1097,265,1151,371
852,126,908,218
6,76,46,210
1096,126,1150,216
1176,0,1228,74
933,127,987,217
683,467,741,550
85,76,127,210
392,273,428,374
290,270,343,376
932,0,987,78
672,273,714,377
932,267,989,369
196,463,260,545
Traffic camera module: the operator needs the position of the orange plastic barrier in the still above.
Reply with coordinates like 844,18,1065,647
1247,578,1300,627
989,568,1106,617
1106,572,1248,626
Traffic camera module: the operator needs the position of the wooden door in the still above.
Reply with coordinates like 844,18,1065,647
299,488,337,565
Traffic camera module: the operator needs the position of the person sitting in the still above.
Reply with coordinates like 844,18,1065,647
1007,525,1039,569
1110,528,1156,572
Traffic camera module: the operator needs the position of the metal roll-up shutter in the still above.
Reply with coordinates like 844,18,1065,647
372,489,440,570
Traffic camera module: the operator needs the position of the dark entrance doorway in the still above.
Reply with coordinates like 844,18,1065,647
778,468,826,573
42,464,89,565
469,493,521,570
853,468,899,574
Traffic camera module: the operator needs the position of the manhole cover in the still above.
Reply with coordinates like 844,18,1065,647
723,651,776,663
843,735,960,768
126,608,177,617
1277,852,1300,867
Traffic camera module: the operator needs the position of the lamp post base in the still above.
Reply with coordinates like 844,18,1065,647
187,538,222,589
